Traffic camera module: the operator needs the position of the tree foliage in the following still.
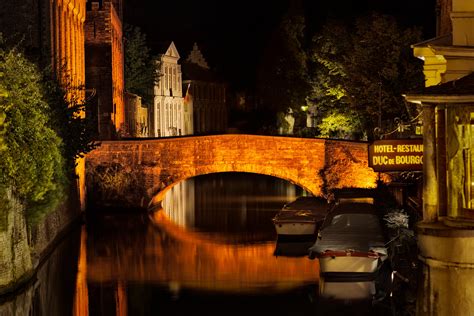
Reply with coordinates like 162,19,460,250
309,13,424,140
41,70,98,166
256,13,311,130
0,42,96,224
0,46,66,223
124,24,159,105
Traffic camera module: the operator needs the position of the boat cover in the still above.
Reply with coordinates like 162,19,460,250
309,203,386,254
273,197,330,223
331,188,376,204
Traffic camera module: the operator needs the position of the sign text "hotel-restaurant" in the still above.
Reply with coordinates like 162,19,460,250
368,139,423,172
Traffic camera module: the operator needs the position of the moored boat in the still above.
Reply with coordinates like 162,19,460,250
272,197,330,237
308,202,387,278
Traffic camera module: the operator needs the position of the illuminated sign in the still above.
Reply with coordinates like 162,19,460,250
368,139,423,172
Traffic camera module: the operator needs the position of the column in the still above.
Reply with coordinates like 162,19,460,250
436,105,447,217
422,103,438,222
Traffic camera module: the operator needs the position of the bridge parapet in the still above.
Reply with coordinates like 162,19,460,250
85,135,378,209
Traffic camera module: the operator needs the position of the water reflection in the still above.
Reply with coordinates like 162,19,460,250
319,279,376,301
0,226,81,316
162,173,300,238
1,172,398,315
86,173,318,294
273,241,315,258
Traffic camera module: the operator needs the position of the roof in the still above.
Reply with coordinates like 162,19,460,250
410,72,474,96
153,40,173,54
411,34,452,48
181,62,222,82
404,72,474,103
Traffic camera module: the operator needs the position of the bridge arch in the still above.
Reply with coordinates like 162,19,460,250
85,135,379,209
149,171,312,208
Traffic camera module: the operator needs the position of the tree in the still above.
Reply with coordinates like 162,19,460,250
0,41,96,224
41,70,98,167
308,20,354,136
256,13,312,132
124,24,159,105
0,46,66,223
310,13,424,140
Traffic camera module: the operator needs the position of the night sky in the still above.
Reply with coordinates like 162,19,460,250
124,0,437,90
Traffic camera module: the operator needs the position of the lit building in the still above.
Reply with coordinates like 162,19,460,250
124,92,148,137
151,41,192,137
182,43,227,134
85,0,125,139
404,0,474,314
0,0,86,96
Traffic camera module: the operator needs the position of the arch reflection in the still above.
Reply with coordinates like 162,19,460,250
86,173,317,294
161,172,304,241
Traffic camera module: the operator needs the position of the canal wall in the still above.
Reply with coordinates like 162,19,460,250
0,185,82,295
85,135,381,209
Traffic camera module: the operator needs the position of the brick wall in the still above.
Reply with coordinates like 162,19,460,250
86,135,378,209
85,0,124,139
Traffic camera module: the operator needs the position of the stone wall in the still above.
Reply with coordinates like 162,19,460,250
0,186,81,295
0,225,80,315
85,135,378,209
0,190,32,289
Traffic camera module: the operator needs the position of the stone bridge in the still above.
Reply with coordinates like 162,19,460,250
85,134,379,209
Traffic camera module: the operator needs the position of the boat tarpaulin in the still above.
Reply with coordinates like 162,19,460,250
310,203,386,254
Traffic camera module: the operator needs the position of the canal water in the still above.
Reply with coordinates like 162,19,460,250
0,172,392,315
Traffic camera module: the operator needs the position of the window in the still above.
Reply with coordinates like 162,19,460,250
173,68,176,91
445,105,474,216
168,68,172,94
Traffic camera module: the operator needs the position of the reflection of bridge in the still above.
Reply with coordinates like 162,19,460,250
84,210,320,292
85,135,378,208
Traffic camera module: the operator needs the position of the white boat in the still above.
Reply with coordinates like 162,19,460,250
308,202,387,277
272,197,330,237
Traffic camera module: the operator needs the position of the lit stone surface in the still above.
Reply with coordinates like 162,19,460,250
85,135,379,209
0,192,32,288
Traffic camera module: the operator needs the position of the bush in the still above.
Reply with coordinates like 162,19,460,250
0,46,67,225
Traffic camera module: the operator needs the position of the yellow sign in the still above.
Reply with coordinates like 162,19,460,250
368,139,423,172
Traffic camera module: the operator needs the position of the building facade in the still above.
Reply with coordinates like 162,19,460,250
182,43,227,134
405,0,474,314
124,92,148,137
0,0,86,94
85,0,125,139
151,42,192,137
